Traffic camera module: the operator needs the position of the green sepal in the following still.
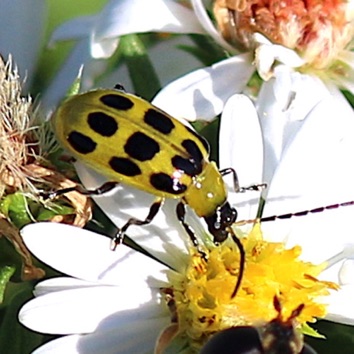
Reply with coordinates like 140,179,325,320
186,34,227,66
65,66,83,97
302,322,325,339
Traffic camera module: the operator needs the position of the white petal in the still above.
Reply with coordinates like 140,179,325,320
191,0,236,52
21,223,170,286
152,54,254,121
98,36,203,91
92,0,206,46
219,94,263,186
33,277,99,297
218,94,263,221
31,316,170,354
339,259,354,286
50,16,96,43
19,285,166,334
95,0,206,37
75,163,189,272
256,68,330,184
90,37,119,59
325,286,354,325
261,86,354,263
254,34,304,80
50,0,206,58
41,39,105,115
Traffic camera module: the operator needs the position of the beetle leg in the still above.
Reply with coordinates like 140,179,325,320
111,197,164,250
41,181,120,200
219,168,267,193
176,202,207,259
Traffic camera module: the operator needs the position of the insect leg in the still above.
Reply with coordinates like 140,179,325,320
111,197,164,250
220,168,266,193
176,202,207,259
114,83,126,92
41,181,120,200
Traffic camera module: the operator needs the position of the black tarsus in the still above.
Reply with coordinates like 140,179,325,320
220,168,267,193
41,181,119,200
111,198,163,250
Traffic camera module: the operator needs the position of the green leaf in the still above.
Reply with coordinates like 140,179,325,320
0,192,76,229
36,203,74,221
306,320,354,354
343,90,354,108
196,118,220,163
0,193,32,228
0,285,47,353
0,266,15,303
119,34,161,100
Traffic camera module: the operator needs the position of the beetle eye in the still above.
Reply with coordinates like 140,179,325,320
204,203,237,243
220,202,237,226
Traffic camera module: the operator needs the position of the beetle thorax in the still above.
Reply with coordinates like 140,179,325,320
183,162,227,217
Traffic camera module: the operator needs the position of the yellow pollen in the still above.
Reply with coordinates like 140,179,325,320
164,223,337,351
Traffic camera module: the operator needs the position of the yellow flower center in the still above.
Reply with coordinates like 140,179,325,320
164,224,337,352
213,0,354,70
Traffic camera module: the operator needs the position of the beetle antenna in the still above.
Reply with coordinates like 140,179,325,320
235,200,354,226
229,228,245,298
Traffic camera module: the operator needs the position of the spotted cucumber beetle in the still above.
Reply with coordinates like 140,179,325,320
201,296,317,354
49,85,264,296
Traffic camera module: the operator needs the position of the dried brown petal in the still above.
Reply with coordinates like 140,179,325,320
26,164,92,227
0,217,45,281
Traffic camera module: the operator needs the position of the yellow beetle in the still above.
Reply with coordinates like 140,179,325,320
51,85,258,296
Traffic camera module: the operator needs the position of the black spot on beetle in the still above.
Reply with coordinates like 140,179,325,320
124,132,160,161
182,139,204,168
100,94,134,110
150,173,187,194
109,157,141,176
88,112,118,137
144,108,175,134
67,131,97,154
172,155,201,176
186,126,210,154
